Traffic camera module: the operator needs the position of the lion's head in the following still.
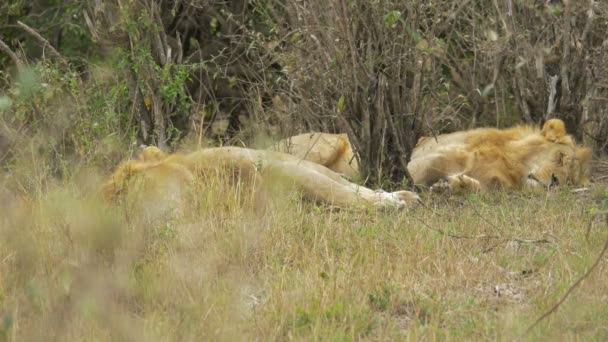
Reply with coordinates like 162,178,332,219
527,143,591,188
541,119,573,145
101,146,195,217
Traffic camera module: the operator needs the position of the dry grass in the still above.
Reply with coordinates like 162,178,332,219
1,155,608,341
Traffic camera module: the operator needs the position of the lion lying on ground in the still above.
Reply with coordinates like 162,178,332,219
407,119,592,192
271,120,591,193
102,146,419,210
273,132,360,180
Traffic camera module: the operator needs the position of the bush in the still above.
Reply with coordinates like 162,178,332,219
1,0,607,184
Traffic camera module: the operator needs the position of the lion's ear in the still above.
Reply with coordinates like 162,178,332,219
415,136,428,147
141,146,167,162
541,119,568,143
575,146,592,163
555,151,568,165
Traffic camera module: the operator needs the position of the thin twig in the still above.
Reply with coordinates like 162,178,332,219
435,0,474,34
470,204,553,244
511,238,552,244
415,200,552,245
586,211,608,241
296,132,324,166
470,204,504,234
520,212,608,338
412,214,500,240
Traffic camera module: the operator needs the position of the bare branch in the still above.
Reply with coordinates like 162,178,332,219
559,8,572,105
512,76,534,123
435,0,475,34
0,38,23,70
546,75,560,119
16,21,69,67
580,0,596,44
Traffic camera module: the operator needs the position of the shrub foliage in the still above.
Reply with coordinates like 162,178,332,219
1,0,608,182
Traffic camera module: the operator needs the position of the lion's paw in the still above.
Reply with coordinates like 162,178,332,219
430,179,451,193
373,190,420,210
447,174,482,192
391,190,421,205
430,175,482,193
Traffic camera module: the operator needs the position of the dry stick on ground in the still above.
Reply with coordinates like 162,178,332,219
469,204,552,244
415,200,552,244
469,203,552,253
412,215,501,240
520,211,608,339
585,211,607,241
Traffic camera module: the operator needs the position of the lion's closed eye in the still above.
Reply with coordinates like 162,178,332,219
550,174,559,187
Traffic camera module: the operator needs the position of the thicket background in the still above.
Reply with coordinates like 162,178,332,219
1,0,607,183
2,2,608,340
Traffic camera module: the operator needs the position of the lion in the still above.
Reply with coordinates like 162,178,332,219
273,132,359,180
407,119,592,192
102,146,419,211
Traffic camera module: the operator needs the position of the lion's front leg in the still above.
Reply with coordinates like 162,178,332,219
431,174,482,193
260,160,419,209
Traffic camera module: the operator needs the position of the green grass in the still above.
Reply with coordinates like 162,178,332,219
1,163,607,341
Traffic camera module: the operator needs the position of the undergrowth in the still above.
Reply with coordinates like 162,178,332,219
1,159,607,340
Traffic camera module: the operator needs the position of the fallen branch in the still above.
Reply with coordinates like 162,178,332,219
17,20,69,67
412,215,501,240
470,204,504,234
520,211,608,338
415,200,552,245
585,211,608,241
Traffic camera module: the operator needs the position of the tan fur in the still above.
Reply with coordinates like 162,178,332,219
103,146,419,210
407,119,592,192
274,133,359,180
141,145,168,162
541,118,574,145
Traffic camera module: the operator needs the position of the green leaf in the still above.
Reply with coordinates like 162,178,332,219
384,10,402,28
290,32,301,43
411,31,421,43
337,95,345,113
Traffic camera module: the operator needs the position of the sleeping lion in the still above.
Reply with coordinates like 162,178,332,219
408,119,592,192
272,132,359,180
102,145,420,211
273,119,591,193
